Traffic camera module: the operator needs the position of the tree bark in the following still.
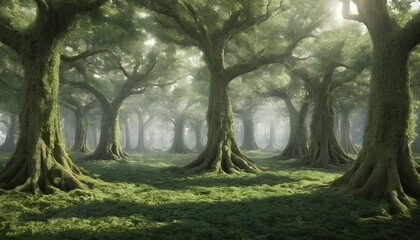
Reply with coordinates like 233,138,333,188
0,114,17,153
264,120,277,151
88,106,128,160
0,37,95,193
70,109,90,153
134,108,146,152
123,116,132,151
192,119,205,151
182,73,260,173
339,106,359,155
296,71,352,167
240,112,259,150
334,0,420,215
169,114,189,153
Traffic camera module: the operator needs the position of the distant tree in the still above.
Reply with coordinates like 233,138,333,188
334,0,420,214
147,0,327,173
61,91,97,153
291,27,370,167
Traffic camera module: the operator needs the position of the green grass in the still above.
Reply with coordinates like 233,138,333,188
0,151,420,240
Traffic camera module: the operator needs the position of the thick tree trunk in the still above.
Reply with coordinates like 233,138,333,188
0,114,17,153
240,113,259,150
182,75,260,173
169,114,189,153
340,107,359,155
272,99,309,160
296,78,352,167
71,111,89,153
0,41,95,193
264,120,277,151
88,108,128,160
334,40,420,214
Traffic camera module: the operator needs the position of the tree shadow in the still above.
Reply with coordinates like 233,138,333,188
15,189,420,240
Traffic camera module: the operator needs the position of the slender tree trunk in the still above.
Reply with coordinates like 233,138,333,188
71,111,89,153
89,106,128,160
0,114,17,153
296,77,352,167
192,120,205,151
0,40,94,193
134,109,146,152
272,99,309,160
240,113,259,150
123,116,132,151
169,114,189,153
182,74,260,173
264,120,277,151
340,107,359,155
334,38,420,214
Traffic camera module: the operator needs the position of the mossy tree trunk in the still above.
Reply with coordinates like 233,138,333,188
239,112,259,150
272,92,309,160
296,66,352,167
0,0,106,192
191,119,205,151
71,110,89,153
335,0,420,214
339,105,359,155
183,71,260,173
169,114,189,153
123,116,132,151
89,101,128,160
0,114,17,153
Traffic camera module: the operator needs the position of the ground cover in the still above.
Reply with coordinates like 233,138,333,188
0,151,419,239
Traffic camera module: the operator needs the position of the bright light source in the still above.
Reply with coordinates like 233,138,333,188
144,38,156,47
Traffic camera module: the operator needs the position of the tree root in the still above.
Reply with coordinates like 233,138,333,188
333,146,420,215
180,140,261,174
296,143,353,168
87,143,129,161
0,140,97,194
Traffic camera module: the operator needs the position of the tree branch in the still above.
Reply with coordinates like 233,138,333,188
0,18,23,52
400,11,420,53
61,49,108,63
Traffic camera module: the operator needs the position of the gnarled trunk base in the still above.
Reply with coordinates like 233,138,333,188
181,139,260,174
0,140,95,193
333,145,420,214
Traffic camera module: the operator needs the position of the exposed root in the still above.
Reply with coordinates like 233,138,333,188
180,140,261,174
333,145,420,215
296,142,353,168
87,143,129,161
0,140,97,194
270,143,308,161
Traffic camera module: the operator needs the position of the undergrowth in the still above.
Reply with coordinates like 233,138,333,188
0,151,419,240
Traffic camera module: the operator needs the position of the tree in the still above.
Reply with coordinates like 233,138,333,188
148,0,327,173
0,0,105,193
61,92,97,153
289,27,369,167
333,0,420,214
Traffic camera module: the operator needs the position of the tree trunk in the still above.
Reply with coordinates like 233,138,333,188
340,107,359,155
333,38,420,214
264,120,277,151
192,120,205,152
169,114,189,153
0,114,17,153
296,77,352,167
0,40,95,193
272,98,309,160
182,74,260,173
88,107,128,160
123,116,132,151
71,111,89,153
134,109,146,152
240,113,259,150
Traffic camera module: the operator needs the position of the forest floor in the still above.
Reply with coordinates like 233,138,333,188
0,151,419,240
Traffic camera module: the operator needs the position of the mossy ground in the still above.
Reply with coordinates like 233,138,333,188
0,151,419,240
